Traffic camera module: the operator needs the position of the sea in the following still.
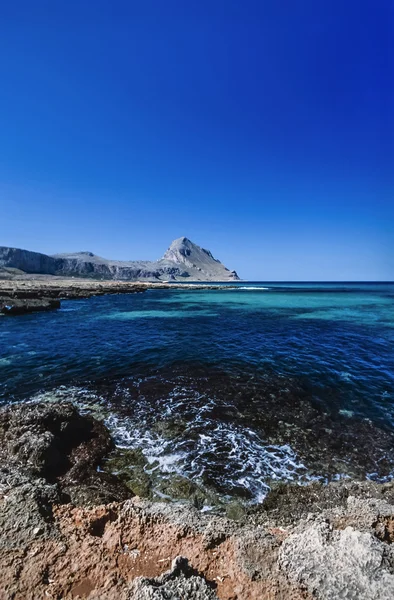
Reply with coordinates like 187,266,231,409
1,282,393,505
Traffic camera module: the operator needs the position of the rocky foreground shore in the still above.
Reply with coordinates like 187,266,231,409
0,278,231,315
1,401,394,599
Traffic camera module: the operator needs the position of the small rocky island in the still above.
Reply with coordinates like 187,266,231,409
1,400,394,599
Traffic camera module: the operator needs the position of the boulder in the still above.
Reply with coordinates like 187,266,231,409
0,401,131,505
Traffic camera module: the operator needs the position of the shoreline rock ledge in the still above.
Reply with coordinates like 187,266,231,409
1,401,394,599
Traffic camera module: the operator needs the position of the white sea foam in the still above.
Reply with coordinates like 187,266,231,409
92,382,316,502
28,381,340,503
236,287,270,291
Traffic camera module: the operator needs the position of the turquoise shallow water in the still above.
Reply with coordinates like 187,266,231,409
1,282,393,502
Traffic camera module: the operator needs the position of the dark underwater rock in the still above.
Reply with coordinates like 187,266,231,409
105,448,153,498
90,366,394,502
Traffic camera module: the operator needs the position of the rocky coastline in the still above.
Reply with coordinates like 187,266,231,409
1,401,394,599
0,278,233,315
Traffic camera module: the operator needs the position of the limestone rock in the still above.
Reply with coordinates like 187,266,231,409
279,519,394,600
129,557,219,599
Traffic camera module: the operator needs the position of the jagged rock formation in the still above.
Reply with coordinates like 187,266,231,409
0,401,131,506
129,557,219,599
0,238,240,282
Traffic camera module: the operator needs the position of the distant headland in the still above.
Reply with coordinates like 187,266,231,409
0,237,240,282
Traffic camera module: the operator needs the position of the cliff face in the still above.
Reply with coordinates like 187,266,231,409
51,252,190,281
0,238,240,282
0,246,57,275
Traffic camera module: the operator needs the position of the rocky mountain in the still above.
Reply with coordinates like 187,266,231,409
0,237,240,282
161,237,239,281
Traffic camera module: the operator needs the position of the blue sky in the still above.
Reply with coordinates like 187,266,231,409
0,0,393,280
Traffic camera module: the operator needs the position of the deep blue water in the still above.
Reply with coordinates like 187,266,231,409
1,282,394,502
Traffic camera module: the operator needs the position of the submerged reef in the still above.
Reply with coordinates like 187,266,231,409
85,366,394,505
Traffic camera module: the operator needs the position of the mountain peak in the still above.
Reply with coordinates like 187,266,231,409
167,237,193,248
163,237,209,263
162,237,239,281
